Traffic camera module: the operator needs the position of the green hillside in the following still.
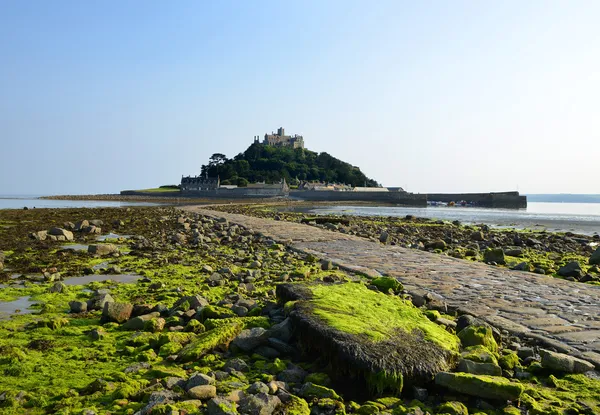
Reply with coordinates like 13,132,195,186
200,143,379,187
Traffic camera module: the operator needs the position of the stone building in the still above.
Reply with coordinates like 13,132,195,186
180,175,220,191
253,127,304,149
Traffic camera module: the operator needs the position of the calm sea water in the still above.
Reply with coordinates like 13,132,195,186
303,202,600,235
0,195,160,209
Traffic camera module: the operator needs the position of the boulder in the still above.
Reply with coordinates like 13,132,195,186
232,327,268,352
539,349,595,374
558,261,583,278
483,248,505,265
457,359,502,376
277,283,459,396
207,397,238,415
48,282,66,293
122,312,161,330
74,220,90,231
48,228,74,241
30,230,48,241
435,372,523,401
101,302,133,323
188,385,217,400
238,392,281,415
69,301,88,313
589,247,600,265
88,244,118,256
470,231,484,242
425,240,447,250
186,373,215,390
87,293,114,311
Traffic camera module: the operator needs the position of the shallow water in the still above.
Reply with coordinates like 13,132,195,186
0,296,36,318
60,244,89,252
96,233,131,241
298,202,600,235
0,195,160,210
62,273,141,286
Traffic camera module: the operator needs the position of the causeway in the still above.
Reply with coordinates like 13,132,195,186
185,206,600,368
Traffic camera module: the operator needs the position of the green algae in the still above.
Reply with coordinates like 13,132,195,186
178,323,242,362
306,283,459,351
457,325,498,353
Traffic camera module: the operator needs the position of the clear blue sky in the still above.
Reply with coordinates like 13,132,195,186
1,1,598,195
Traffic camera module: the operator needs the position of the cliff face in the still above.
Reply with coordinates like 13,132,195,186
200,143,379,188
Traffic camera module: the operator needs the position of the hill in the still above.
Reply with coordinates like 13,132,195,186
199,143,379,187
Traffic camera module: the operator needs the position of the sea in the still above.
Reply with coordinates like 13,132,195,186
0,194,599,235
0,195,160,209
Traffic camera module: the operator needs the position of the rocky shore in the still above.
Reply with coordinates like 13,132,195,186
211,204,600,286
0,206,599,414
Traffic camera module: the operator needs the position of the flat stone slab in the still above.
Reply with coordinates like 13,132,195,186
185,207,600,367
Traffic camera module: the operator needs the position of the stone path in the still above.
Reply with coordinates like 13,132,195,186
185,207,600,367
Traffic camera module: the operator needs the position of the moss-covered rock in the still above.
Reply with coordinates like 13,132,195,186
299,382,340,400
178,323,242,362
277,282,459,396
370,277,403,293
457,325,498,353
436,401,468,415
435,372,523,401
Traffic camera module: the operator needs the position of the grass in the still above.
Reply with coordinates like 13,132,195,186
134,188,180,193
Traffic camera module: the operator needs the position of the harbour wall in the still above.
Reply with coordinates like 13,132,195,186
289,190,428,206
426,191,527,208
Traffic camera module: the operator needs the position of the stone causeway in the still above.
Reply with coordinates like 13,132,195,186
185,207,600,368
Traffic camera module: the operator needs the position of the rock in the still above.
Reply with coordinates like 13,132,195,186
539,349,595,374
320,259,333,270
173,295,209,311
435,372,523,401
207,397,238,415
379,231,389,244
470,231,485,242
87,293,114,311
101,302,133,323
88,244,118,256
458,325,498,353
122,312,161,330
232,327,268,352
69,301,87,313
48,227,74,241
267,338,296,355
298,382,340,400
223,358,250,373
277,366,307,384
590,247,600,265
266,318,293,343
74,220,90,231
89,219,103,227
437,401,468,415
48,282,66,293
30,230,48,241
505,248,524,257
558,261,583,278
457,359,502,376
370,276,403,293
483,248,505,265
238,392,281,415
186,373,215,390
511,262,531,271
277,283,458,394
425,240,446,250
188,385,217,400
247,381,270,395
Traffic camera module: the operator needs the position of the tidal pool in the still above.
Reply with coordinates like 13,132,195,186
62,273,141,286
0,296,36,318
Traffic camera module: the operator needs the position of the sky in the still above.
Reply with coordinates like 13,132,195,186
1,1,598,195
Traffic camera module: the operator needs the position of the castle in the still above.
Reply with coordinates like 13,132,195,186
253,127,304,149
